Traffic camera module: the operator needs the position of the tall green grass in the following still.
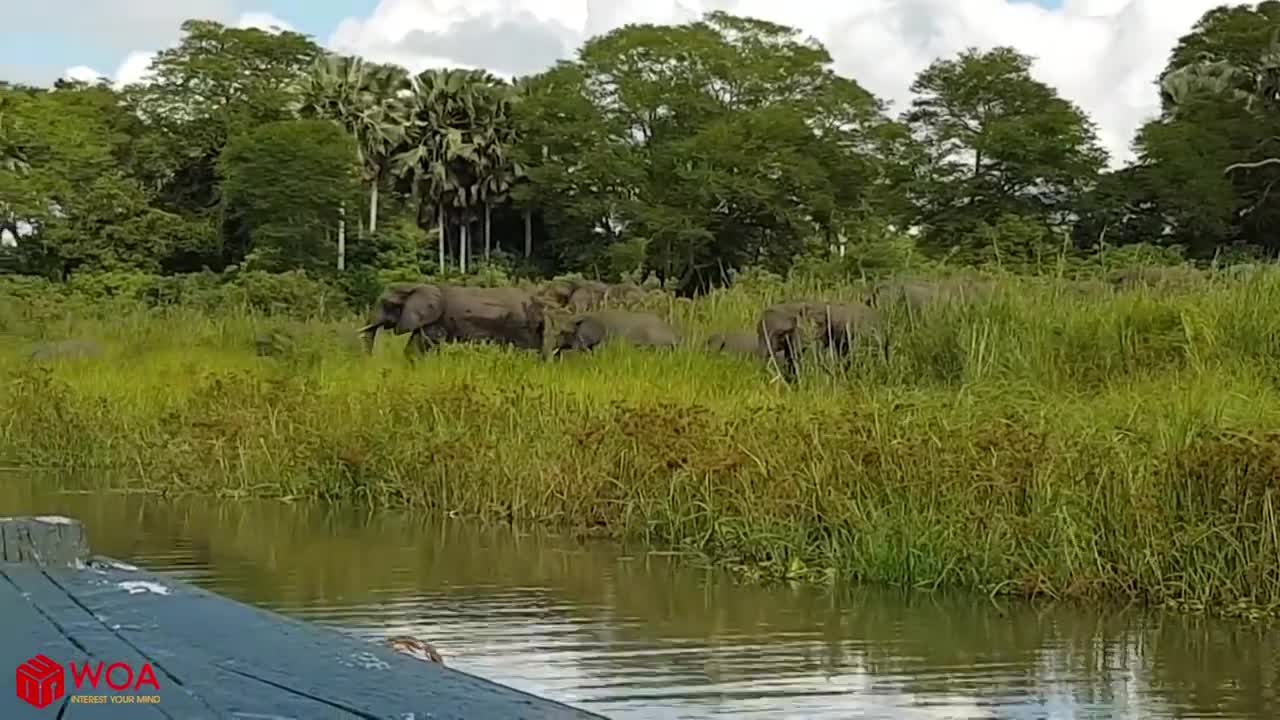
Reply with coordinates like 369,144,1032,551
4,267,1280,619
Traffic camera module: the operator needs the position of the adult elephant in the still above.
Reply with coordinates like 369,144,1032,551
359,283,547,358
1106,265,1205,291
704,330,765,359
871,277,990,311
539,278,649,313
868,276,994,330
568,280,649,312
757,300,889,379
545,309,680,358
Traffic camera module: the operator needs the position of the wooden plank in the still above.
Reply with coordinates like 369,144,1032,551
0,568,95,719
65,560,600,719
1,514,602,720
1,565,202,718
37,559,603,719
0,516,90,567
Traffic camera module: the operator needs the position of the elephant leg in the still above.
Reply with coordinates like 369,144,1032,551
403,330,420,362
825,331,851,371
759,325,794,381
403,328,434,362
777,331,802,382
361,328,379,355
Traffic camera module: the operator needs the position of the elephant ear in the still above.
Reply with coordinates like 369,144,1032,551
543,306,573,330
524,297,548,328
576,316,607,346
398,285,444,332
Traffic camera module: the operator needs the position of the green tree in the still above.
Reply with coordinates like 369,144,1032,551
904,46,1107,260
1131,2,1280,256
0,92,30,175
391,68,516,274
511,63,640,269
471,81,523,265
125,20,324,219
295,54,409,242
516,11,899,291
1069,165,1167,253
218,119,362,273
0,82,214,276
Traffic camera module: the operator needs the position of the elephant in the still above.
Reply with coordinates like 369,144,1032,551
536,278,602,308
1059,278,1112,298
704,330,765,359
868,277,994,328
27,338,103,363
757,300,889,379
254,329,296,357
567,281,613,312
568,280,651,312
871,277,992,312
538,278,651,313
359,283,547,359
545,309,681,358
1220,263,1261,282
1106,265,1205,291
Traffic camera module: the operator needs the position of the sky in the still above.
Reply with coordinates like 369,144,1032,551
0,1,1234,167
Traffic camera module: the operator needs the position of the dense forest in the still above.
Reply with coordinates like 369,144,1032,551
3,4,1280,297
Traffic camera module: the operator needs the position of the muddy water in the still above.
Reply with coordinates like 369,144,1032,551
2,474,1277,720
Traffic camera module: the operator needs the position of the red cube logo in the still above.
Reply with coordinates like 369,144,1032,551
16,654,64,709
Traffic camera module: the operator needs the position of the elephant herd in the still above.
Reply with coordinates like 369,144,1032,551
358,275,996,380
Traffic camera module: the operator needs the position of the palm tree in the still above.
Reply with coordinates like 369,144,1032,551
509,76,537,258
294,54,408,268
1159,30,1280,235
391,68,511,274
472,81,525,263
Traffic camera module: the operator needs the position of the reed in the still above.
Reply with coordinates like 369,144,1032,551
4,266,1280,619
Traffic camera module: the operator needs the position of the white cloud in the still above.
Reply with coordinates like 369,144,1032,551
236,11,295,33
63,65,108,85
60,11,295,89
45,1,1224,167
326,0,1225,167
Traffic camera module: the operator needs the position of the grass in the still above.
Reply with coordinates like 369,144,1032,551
4,265,1280,621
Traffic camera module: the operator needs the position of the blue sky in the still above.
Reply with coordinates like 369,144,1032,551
259,0,381,37
1,0,380,86
3,0,1069,87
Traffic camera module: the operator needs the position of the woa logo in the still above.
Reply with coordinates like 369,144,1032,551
15,654,64,709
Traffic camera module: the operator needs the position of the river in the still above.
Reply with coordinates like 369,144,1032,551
2,473,1277,720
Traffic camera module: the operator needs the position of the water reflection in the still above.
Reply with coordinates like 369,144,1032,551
2,474,1276,719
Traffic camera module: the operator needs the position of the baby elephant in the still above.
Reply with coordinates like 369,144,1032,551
546,309,680,358
704,330,765,359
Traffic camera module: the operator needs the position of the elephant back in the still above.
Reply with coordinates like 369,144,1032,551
439,286,546,348
585,309,680,347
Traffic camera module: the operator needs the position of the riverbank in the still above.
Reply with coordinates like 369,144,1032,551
3,267,1280,621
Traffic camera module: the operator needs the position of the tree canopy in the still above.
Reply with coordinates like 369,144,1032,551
2,6,1277,290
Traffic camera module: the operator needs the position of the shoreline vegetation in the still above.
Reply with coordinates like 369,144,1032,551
7,3,1280,624
4,261,1280,622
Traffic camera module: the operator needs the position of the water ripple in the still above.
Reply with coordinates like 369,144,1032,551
3,481,1276,720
